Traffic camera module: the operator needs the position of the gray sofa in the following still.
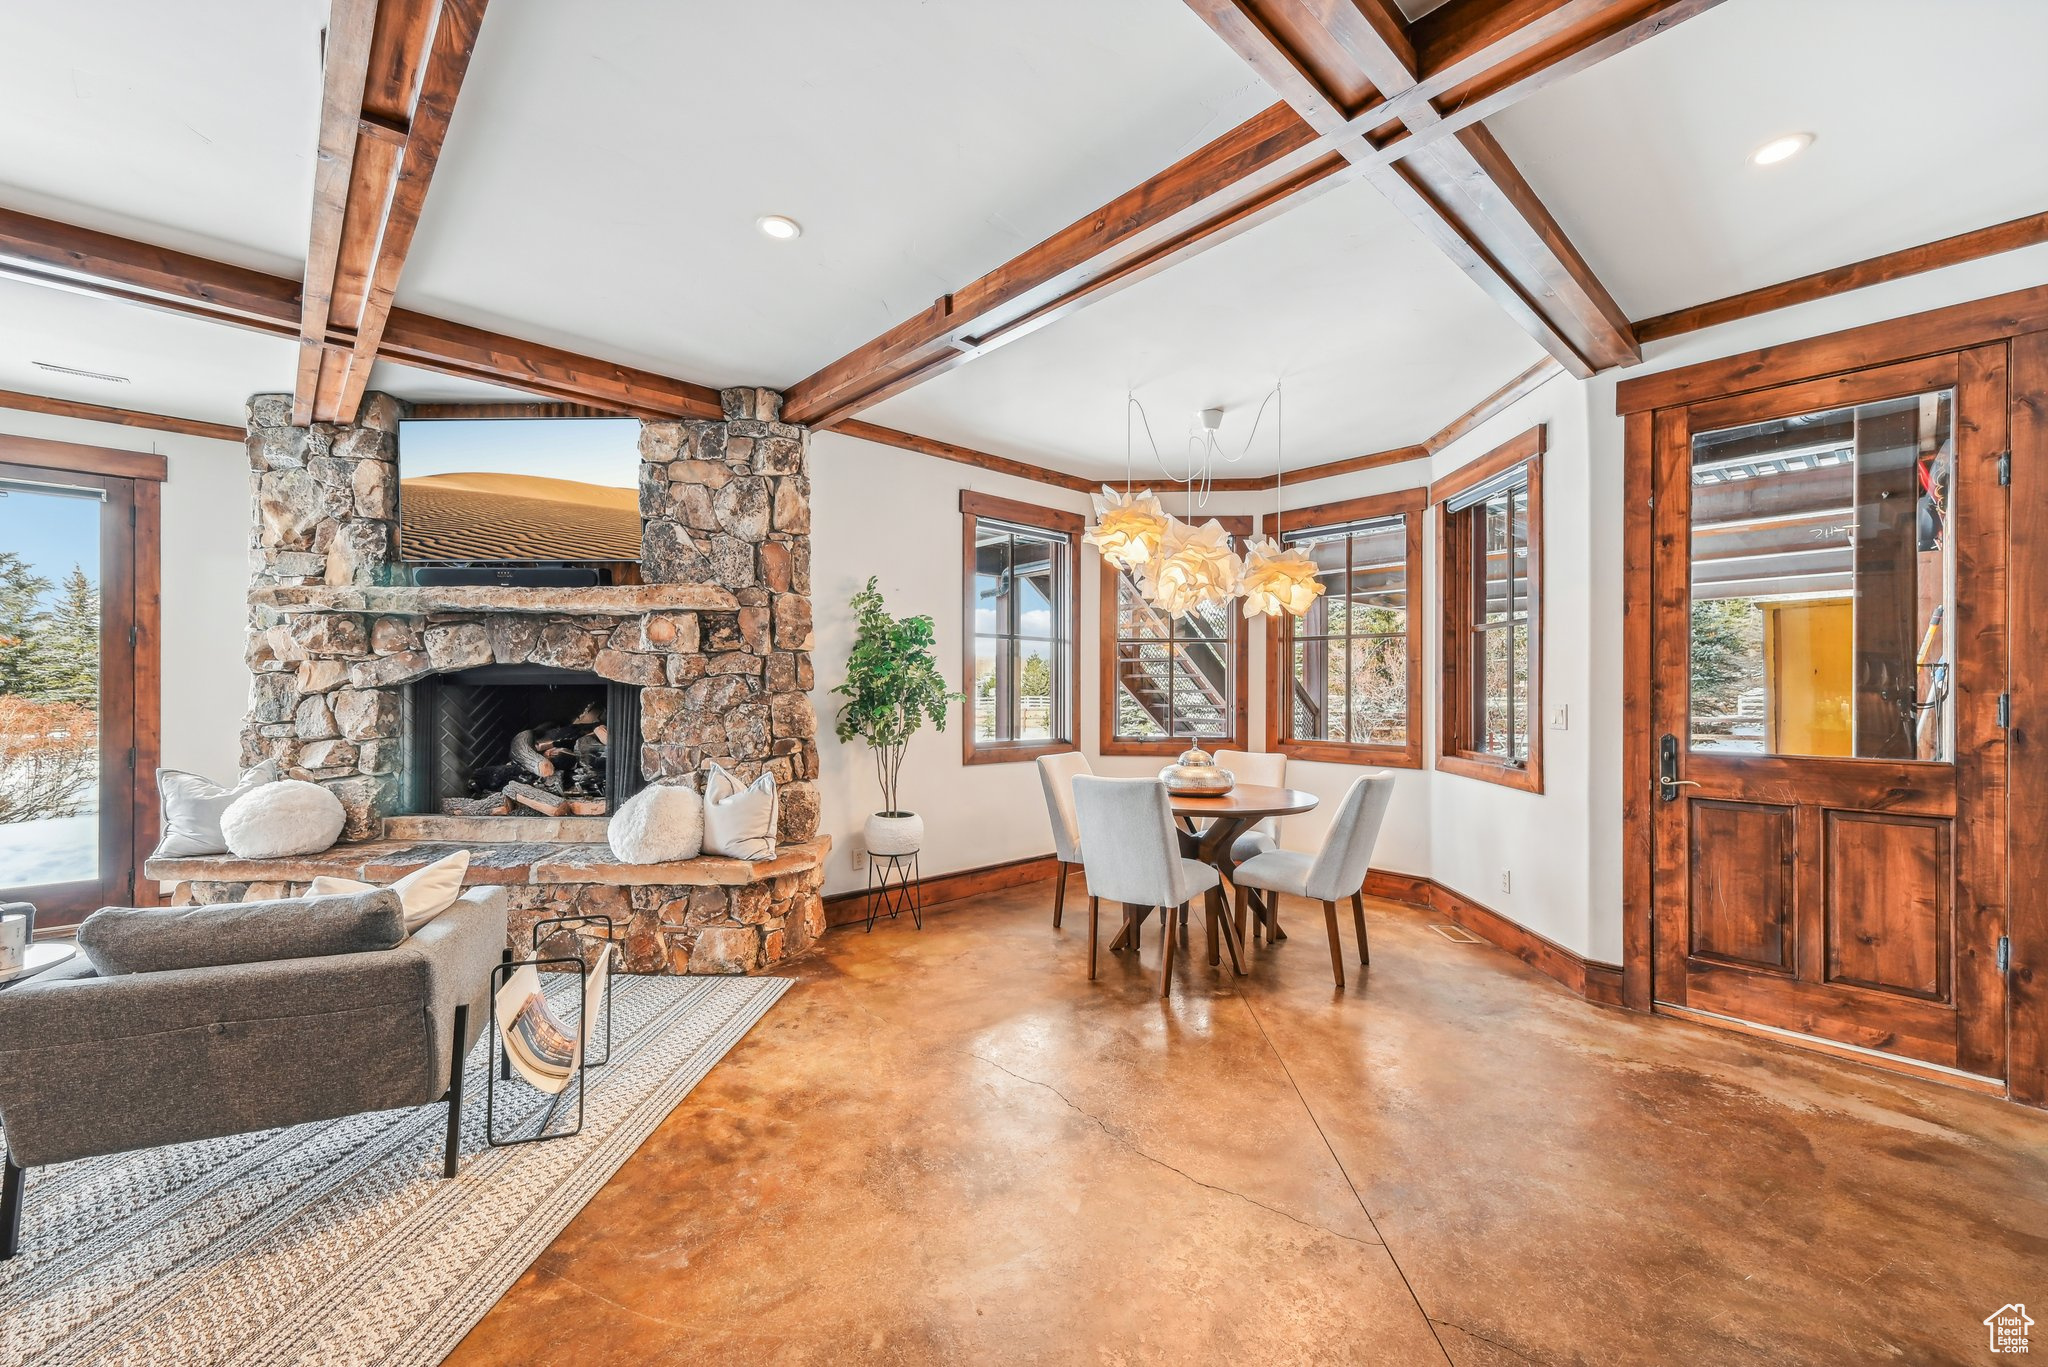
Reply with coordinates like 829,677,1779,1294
0,886,508,1259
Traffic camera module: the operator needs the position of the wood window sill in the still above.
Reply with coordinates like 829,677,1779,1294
1436,751,1543,793
1277,739,1423,769
962,740,1079,766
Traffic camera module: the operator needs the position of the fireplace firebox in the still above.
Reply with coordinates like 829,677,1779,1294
403,663,644,816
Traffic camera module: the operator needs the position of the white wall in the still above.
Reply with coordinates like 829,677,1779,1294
0,410,248,783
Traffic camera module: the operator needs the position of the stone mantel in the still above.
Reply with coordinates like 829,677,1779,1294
146,836,830,890
149,838,833,975
249,584,740,617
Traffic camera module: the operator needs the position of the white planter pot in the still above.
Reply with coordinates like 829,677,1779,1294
865,810,924,857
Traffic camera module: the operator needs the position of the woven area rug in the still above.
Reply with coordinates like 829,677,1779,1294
0,974,790,1367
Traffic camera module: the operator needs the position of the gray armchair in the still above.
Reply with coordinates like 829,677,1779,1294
0,886,508,1259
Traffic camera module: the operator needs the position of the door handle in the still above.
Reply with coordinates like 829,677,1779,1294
1658,734,1698,802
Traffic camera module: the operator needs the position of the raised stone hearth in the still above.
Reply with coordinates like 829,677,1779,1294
149,838,831,974
208,386,825,973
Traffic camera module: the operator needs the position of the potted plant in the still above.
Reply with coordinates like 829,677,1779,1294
832,577,962,857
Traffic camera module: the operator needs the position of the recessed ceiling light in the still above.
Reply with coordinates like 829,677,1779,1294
1749,132,1814,166
34,360,130,384
756,215,802,241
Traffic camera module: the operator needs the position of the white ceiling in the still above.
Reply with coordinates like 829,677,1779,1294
398,0,1275,387
0,0,2044,474
864,176,1547,482
0,0,323,277
1488,0,2048,321
0,277,296,428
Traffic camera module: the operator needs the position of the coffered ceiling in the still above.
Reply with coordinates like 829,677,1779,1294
1,0,2044,480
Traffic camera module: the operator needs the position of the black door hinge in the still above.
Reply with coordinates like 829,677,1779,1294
1998,693,2011,729
129,502,138,527
1998,936,2011,974
128,625,139,647
1998,452,2011,487
126,746,135,772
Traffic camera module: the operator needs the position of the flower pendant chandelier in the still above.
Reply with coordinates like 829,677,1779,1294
1085,386,1326,621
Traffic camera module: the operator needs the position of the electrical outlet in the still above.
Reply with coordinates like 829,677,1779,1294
847,836,865,870
1499,869,1513,895
1549,705,1569,731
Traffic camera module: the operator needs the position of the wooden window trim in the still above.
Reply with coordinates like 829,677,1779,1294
1436,428,1545,794
1264,488,1427,768
0,445,162,922
1100,514,1252,757
960,490,1083,765
0,433,168,483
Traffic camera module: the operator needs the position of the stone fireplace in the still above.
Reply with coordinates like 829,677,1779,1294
144,388,829,974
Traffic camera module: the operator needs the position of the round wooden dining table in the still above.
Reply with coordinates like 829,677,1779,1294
1167,784,1320,885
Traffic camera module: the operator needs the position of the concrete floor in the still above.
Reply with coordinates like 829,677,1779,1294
447,881,2048,1366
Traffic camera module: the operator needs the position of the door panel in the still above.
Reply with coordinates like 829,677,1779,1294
1687,801,1795,972
1823,810,1949,1000
1650,348,2009,1077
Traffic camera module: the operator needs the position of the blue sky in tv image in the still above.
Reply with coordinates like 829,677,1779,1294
397,416,642,487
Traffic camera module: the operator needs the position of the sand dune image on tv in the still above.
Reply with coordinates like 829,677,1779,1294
399,472,641,562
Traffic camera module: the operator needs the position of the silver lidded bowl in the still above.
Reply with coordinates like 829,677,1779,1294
1159,744,1234,795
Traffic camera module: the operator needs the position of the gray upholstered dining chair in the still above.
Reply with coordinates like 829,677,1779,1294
1229,772,1395,988
1035,752,1092,929
1072,776,1242,995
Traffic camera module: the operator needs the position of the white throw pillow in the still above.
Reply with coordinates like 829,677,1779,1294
219,780,347,859
154,760,279,858
307,849,472,933
608,783,704,863
701,763,777,862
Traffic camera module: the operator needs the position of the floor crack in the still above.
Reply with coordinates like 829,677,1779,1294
1429,1317,1546,1365
965,1050,1383,1250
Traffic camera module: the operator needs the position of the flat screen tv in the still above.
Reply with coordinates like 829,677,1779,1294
396,417,642,564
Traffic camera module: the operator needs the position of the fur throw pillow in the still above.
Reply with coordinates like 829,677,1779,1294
608,783,704,864
701,764,777,861
220,780,347,859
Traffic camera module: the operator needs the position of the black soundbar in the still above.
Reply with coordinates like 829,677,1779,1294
409,565,600,588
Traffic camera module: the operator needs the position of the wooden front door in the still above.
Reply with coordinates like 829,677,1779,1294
1649,348,2009,1077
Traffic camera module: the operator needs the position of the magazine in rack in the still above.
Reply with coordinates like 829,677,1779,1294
493,943,614,1094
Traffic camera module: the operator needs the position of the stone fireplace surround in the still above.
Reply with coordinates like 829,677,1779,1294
143,388,828,974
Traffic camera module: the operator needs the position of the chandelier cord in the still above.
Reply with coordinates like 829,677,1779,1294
1274,380,1284,531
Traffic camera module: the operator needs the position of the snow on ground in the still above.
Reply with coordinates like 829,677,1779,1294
0,815,97,885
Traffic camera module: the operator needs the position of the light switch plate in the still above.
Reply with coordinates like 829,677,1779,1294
1548,705,1569,731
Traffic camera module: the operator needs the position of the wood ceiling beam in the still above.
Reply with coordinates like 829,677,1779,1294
0,210,722,421
0,207,303,331
783,102,1347,428
298,0,489,425
791,0,1709,432
1187,0,1660,378
1633,209,2048,343
0,388,246,443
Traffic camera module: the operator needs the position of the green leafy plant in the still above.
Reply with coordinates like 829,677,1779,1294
832,577,962,816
